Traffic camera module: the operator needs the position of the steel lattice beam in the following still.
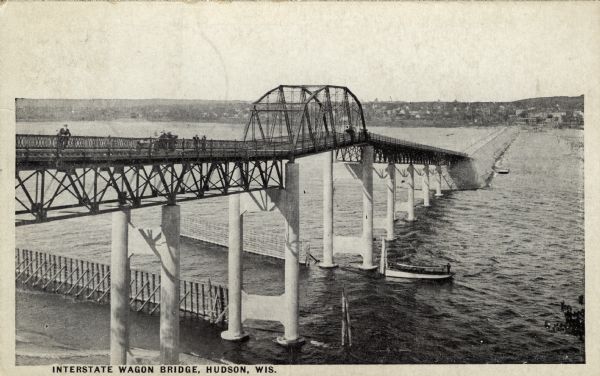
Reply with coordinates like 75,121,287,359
15,159,283,225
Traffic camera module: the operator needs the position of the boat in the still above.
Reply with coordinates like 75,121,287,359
493,161,510,174
379,239,454,280
385,262,454,280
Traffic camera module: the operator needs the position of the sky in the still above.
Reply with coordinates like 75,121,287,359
1,2,599,103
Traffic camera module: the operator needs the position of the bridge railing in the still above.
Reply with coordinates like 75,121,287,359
16,132,364,161
289,130,369,153
368,133,468,157
16,134,252,151
16,130,469,163
16,134,145,150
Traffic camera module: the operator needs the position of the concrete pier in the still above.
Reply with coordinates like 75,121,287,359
406,163,416,221
110,207,130,365
276,162,305,347
221,189,249,341
160,204,181,364
320,151,337,268
393,167,398,220
360,146,376,270
385,162,396,240
435,165,444,197
379,238,387,275
422,165,431,207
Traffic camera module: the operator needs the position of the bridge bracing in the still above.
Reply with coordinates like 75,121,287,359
16,160,283,225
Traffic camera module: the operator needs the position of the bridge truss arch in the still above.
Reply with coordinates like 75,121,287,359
243,85,367,153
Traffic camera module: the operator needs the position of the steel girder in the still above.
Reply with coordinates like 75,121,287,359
15,159,283,225
335,143,466,166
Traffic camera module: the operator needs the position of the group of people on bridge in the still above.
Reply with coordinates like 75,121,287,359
192,134,207,151
56,124,71,149
155,131,178,151
344,125,369,143
53,126,207,154
134,131,207,153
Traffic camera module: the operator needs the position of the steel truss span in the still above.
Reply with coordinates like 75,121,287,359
336,134,466,165
15,160,283,225
243,85,367,152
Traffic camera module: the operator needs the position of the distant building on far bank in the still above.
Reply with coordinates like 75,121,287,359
515,110,583,128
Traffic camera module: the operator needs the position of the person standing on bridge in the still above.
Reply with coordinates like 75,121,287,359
193,134,200,151
345,125,355,142
57,124,71,149
201,135,207,152
166,132,177,151
158,131,168,151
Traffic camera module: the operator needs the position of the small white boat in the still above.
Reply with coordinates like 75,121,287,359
379,239,454,280
385,262,454,280
494,167,510,174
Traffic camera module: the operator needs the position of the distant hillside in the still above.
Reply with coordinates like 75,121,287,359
510,95,584,111
16,95,584,126
16,98,251,123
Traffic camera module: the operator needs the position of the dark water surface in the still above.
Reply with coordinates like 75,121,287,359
16,127,584,364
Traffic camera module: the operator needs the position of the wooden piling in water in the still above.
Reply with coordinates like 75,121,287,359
198,282,203,320
52,255,56,290
341,289,352,348
219,286,225,324
208,279,213,321
101,264,106,297
146,272,151,312
151,273,156,313
56,255,61,289
140,272,145,310
183,281,187,317
34,252,38,281
96,262,101,299
14,248,228,326
134,270,139,310
16,249,21,275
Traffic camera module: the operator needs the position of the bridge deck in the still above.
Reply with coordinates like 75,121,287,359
16,131,468,169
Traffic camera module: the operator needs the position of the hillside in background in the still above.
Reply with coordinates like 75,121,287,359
16,95,584,128
16,99,250,123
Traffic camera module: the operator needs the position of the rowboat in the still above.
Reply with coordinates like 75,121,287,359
494,167,510,174
379,239,454,280
385,262,454,280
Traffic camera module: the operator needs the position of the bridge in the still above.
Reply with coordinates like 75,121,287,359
16,85,467,225
15,85,469,363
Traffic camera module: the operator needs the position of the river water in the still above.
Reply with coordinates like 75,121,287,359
16,122,584,364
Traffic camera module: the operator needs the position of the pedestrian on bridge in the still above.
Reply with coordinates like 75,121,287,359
57,124,71,149
158,131,168,151
201,135,207,152
345,125,355,142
